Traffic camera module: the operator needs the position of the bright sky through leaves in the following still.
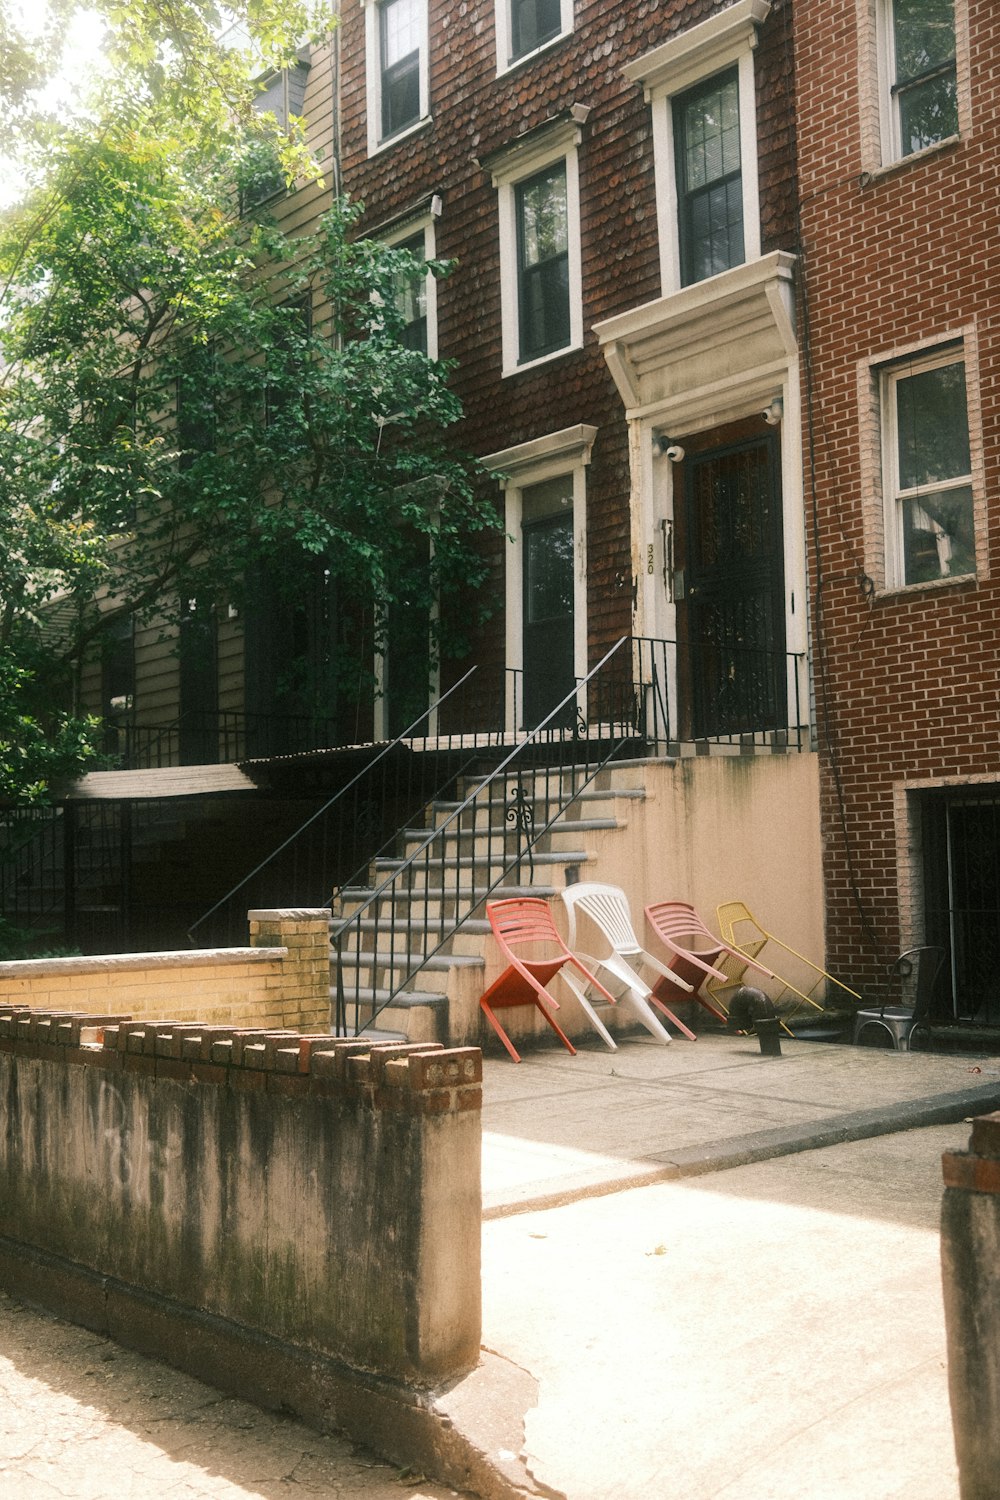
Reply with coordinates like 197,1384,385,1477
0,2,109,208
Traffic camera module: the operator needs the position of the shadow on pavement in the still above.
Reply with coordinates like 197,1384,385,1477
0,1293,459,1500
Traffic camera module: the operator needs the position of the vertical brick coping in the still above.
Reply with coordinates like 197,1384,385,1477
0,1006,483,1107
943,1112,1000,1196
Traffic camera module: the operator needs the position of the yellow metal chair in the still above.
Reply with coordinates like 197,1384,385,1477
712,901,861,1033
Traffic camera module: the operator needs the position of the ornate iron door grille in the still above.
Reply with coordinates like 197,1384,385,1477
682,434,785,740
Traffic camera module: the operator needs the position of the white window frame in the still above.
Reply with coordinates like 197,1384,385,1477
363,0,430,157
488,114,586,378
876,0,960,164
881,345,975,589
622,0,769,296
481,425,596,733
858,328,985,595
495,0,573,76
383,210,440,360
857,0,969,174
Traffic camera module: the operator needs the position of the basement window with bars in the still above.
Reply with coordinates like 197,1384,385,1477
921,788,1000,1028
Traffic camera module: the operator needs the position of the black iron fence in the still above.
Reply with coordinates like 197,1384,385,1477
185,666,506,949
2,635,809,959
101,638,808,769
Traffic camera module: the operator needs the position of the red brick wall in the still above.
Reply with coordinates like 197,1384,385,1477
795,0,1000,985
339,0,796,669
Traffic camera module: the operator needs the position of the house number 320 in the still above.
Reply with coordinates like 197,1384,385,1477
646,543,654,575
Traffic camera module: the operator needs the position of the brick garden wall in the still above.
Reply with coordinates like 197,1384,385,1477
0,910,331,1031
794,0,1000,988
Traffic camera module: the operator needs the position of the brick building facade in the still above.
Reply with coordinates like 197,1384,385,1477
794,0,1000,1022
340,0,799,738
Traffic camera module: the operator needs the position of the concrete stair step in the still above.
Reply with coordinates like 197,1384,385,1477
330,984,449,1010
374,849,589,878
337,949,484,974
402,818,619,853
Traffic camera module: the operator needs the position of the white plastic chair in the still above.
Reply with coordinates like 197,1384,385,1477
560,882,699,1044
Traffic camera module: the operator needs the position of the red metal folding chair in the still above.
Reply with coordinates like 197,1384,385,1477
482,897,621,1063
644,900,778,1023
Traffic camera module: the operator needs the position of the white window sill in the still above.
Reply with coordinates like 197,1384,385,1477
862,133,962,185
502,341,583,379
497,31,569,78
369,114,433,159
877,570,977,602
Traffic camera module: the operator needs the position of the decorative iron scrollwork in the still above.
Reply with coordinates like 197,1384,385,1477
506,777,535,882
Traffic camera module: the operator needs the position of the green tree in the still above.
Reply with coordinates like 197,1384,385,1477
0,3,498,801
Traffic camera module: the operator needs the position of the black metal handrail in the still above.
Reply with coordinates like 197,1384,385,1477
104,708,348,769
331,636,649,1035
631,634,810,752
185,666,497,947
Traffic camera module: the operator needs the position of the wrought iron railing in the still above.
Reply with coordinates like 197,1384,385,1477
100,637,807,770
0,807,65,950
185,666,513,948
2,634,808,960
103,709,348,769
331,636,652,1035
632,635,810,752
0,801,132,955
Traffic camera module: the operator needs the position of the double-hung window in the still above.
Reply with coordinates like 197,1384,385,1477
367,0,427,152
393,231,430,353
384,214,439,358
516,163,570,362
176,345,216,471
240,59,310,213
511,0,561,59
882,348,975,586
487,113,585,376
673,67,744,287
266,294,312,430
497,0,570,71
622,0,767,295
880,0,958,161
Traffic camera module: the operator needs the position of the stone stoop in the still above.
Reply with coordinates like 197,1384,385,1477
330,760,651,1048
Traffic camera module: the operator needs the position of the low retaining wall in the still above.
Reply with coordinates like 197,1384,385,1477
0,909,331,1031
0,1006,482,1450
941,1113,1000,1499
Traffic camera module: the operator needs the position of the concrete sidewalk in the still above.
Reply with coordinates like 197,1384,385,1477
3,1034,997,1500
480,1032,1000,1213
447,1034,1000,1500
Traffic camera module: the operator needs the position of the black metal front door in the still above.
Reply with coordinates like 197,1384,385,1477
680,433,785,739
923,790,1000,1025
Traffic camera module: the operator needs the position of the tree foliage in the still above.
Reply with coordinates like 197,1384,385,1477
0,0,498,802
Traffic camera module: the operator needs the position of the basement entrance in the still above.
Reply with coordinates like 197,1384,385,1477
922,787,1000,1028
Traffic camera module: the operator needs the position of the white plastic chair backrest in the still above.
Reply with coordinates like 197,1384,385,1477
562,882,642,957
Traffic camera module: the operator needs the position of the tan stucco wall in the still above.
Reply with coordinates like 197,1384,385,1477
471,751,826,1049
589,753,824,962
